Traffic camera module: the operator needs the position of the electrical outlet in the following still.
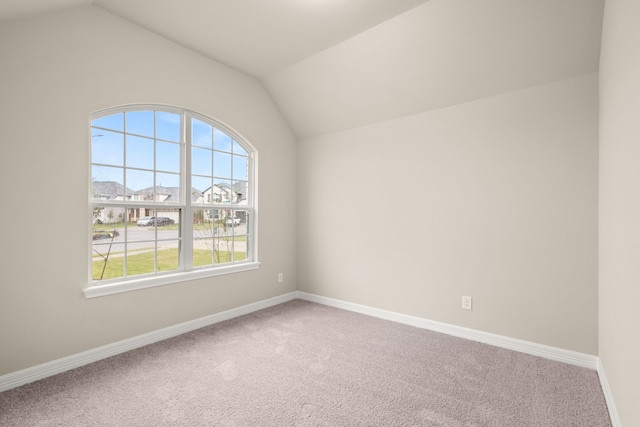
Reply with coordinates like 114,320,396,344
462,296,473,310
278,273,284,283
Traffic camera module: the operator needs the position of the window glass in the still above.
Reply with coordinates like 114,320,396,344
192,147,212,176
90,106,256,290
126,111,154,137
92,113,124,132
214,152,232,179
157,141,180,173
233,140,247,156
126,169,154,193
233,155,248,181
214,128,233,152
192,119,212,149
156,111,180,142
92,130,124,166
126,135,154,170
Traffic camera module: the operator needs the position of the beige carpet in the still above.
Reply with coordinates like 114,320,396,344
0,300,611,426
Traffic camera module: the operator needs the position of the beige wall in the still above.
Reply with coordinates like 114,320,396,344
298,74,599,354
0,6,297,375
599,0,640,425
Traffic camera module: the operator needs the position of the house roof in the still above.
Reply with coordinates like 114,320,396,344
92,182,204,202
136,186,203,203
92,181,132,199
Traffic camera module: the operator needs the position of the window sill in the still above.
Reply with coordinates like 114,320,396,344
83,262,261,298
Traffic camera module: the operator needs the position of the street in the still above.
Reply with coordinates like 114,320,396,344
92,223,248,258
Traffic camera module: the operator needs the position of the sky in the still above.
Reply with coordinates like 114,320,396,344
91,109,249,195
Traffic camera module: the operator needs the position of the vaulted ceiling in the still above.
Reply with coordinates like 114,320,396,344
0,0,604,139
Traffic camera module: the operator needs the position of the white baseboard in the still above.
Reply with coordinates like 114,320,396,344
298,291,621,425
597,358,622,427
0,292,298,392
295,291,599,370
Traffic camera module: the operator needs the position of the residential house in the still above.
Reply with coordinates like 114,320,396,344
91,181,132,224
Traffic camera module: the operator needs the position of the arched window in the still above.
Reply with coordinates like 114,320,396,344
87,106,258,297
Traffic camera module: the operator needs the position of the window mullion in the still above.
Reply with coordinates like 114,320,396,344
182,113,193,271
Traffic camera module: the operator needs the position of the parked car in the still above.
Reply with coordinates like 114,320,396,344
137,216,175,226
226,216,241,226
155,217,175,226
137,216,155,226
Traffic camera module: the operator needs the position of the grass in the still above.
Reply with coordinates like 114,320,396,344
92,248,247,281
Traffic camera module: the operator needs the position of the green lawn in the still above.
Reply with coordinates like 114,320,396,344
92,248,247,281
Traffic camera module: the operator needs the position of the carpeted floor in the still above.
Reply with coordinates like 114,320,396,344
0,300,611,426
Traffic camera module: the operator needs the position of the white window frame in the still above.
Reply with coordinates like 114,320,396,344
85,105,259,298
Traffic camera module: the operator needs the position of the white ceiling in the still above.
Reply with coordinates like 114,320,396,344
0,0,92,22
0,0,604,139
265,0,605,138
91,0,430,78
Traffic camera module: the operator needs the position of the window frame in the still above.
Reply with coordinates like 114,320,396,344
85,105,259,298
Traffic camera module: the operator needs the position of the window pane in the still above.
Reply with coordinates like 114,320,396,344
192,147,212,176
156,111,180,142
126,169,153,193
192,119,213,148
192,176,212,196
215,208,238,264
126,250,156,277
152,208,180,229
214,151,232,179
194,245,214,268
193,208,216,267
92,129,124,166
92,240,124,281
126,135,154,170
94,206,127,225
203,182,228,204
91,213,128,281
232,155,248,181
126,111,154,137
157,246,179,272
92,217,125,281
231,181,248,205
230,210,248,232
214,128,232,152
157,141,180,173
193,208,217,227
92,113,124,132
134,208,157,229
156,172,180,191
232,211,249,261
92,165,124,190
153,179,180,202
214,179,232,203
156,208,180,272
214,235,233,265
232,243,248,263
232,140,247,156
